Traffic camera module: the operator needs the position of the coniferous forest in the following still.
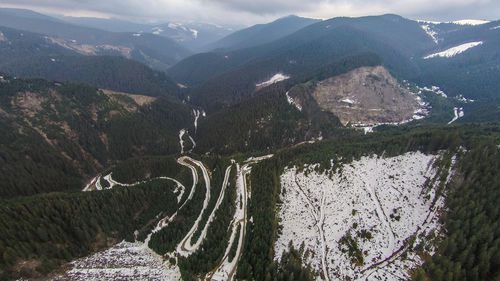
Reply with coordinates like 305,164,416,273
1,7,500,281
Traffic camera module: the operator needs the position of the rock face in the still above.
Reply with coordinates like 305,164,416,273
312,66,419,126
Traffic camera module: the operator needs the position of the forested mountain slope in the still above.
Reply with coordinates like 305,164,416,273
0,8,191,71
170,14,499,116
204,15,320,51
0,76,192,198
1,55,182,99
1,10,500,281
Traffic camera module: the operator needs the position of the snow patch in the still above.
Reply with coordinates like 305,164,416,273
179,129,186,154
341,98,356,104
420,24,438,44
423,41,483,59
456,94,474,103
132,33,142,37
275,152,449,280
416,20,441,24
189,28,198,39
491,25,500,30
421,85,448,98
451,19,489,25
448,107,464,124
179,129,196,154
193,109,201,132
152,27,164,35
362,127,374,134
256,73,290,88
56,241,180,281
285,91,302,111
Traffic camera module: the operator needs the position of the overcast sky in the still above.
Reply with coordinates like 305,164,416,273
0,0,498,26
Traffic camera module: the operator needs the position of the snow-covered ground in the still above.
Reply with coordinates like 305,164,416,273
417,19,489,25
285,91,302,111
423,41,483,59
55,241,181,281
193,109,201,132
455,94,474,103
256,73,290,88
448,107,464,124
450,19,489,25
420,85,447,98
420,24,438,44
341,98,356,104
179,129,196,154
179,129,186,154
275,151,452,280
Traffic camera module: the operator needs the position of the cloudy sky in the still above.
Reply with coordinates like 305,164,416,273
0,0,498,26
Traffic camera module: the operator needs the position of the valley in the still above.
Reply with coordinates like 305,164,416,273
0,6,499,281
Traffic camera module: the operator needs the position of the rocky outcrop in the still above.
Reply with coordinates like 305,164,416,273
312,66,419,126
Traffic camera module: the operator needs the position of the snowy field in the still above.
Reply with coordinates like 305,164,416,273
55,241,181,281
275,151,452,280
423,41,483,59
256,73,290,88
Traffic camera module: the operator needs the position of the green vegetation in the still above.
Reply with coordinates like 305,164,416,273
339,233,364,265
415,143,500,281
0,181,178,280
0,77,192,198
276,243,315,281
3,55,183,99
237,123,500,281
177,162,237,279
228,224,241,262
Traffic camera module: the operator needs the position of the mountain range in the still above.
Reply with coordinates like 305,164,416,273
0,7,499,281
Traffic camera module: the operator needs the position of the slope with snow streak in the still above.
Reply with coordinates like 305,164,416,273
285,91,302,111
275,151,451,280
420,24,438,44
448,107,464,124
256,73,290,88
179,129,196,154
423,41,483,59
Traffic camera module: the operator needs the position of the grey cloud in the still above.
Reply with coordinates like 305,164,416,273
0,0,498,25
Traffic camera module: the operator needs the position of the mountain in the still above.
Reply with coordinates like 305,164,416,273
0,25,77,63
0,25,184,98
59,16,237,51
0,76,192,198
2,10,500,281
168,14,434,88
0,8,191,71
204,15,321,51
170,14,499,114
414,20,500,101
1,54,182,98
148,22,237,51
